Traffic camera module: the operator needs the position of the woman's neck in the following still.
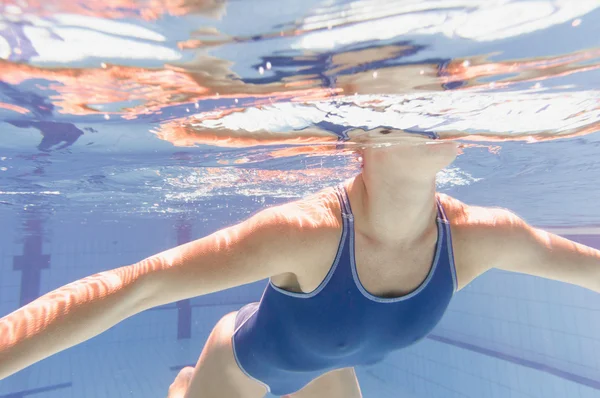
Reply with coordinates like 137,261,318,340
346,171,438,244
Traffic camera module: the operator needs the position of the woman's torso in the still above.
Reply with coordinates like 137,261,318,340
231,177,472,395
269,178,474,297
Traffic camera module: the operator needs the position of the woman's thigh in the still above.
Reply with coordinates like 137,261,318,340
182,311,269,398
284,367,362,398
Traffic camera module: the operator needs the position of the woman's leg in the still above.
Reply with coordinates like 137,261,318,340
167,311,268,398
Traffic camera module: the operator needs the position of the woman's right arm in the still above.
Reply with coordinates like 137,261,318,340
0,205,299,380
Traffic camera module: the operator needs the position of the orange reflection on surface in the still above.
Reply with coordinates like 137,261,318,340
155,122,339,148
3,0,226,20
333,46,442,95
0,61,210,116
443,50,600,88
0,103,30,115
458,143,502,155
442,120,600,143
0,59,339,117
154,107,340,149
267,143,342,159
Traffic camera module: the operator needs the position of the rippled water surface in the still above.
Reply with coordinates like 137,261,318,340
0,0,598,224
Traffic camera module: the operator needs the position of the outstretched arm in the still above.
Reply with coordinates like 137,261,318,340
471,207,600,293
0,205,297,380
0,263,153,380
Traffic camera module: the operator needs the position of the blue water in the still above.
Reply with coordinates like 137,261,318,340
1,0,600,397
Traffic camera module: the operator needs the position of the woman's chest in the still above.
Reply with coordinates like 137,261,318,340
272,230,439,299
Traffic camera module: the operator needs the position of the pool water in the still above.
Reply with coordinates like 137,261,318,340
1,1,600,397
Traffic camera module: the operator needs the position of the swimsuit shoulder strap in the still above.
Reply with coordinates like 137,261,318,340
335,184,354,219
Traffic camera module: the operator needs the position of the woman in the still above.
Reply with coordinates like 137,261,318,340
1,128,598,398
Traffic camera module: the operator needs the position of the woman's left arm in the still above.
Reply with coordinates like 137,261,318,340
477,208,600,293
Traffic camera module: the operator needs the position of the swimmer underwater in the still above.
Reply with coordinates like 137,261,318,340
1,128,599,398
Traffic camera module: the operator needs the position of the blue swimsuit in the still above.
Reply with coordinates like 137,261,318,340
231,184,457,396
